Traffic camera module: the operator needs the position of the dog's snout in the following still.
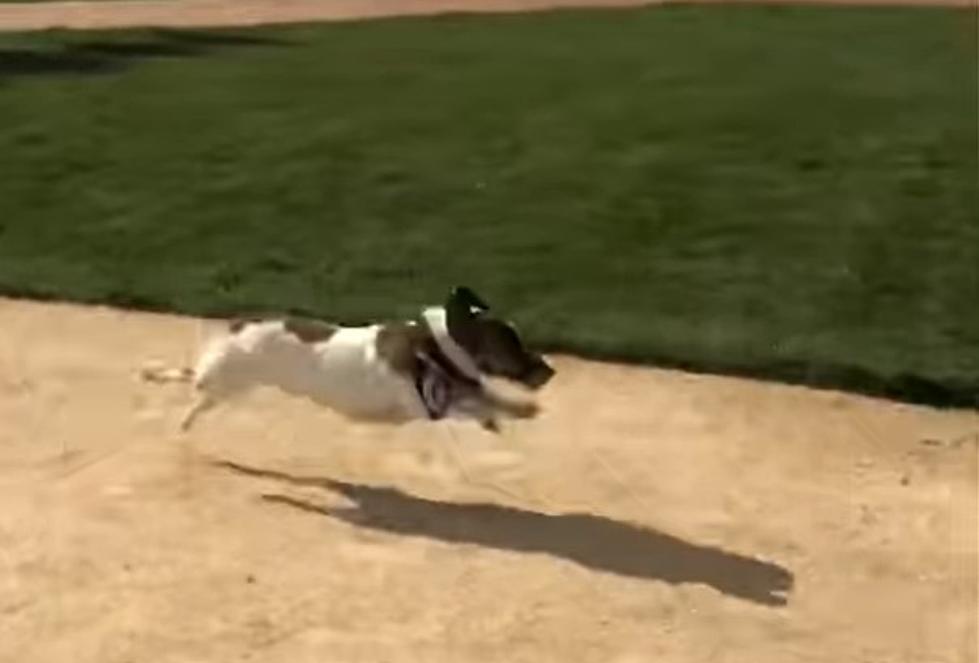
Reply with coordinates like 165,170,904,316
524,360,555,390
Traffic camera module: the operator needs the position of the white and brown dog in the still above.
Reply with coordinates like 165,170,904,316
142,287,555,433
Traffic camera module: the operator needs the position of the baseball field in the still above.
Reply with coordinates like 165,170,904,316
0,2,976,662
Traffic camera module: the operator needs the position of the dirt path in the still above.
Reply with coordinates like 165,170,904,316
0,297,975,662
7,0,648,33
0,0,972,33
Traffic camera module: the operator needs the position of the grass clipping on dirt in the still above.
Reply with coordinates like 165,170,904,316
0,6,976,407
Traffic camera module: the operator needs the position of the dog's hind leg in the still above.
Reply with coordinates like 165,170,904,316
178,368,255,433
180,393,217,432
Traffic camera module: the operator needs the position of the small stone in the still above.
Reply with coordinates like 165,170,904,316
900,474,910,486
246,574,256,584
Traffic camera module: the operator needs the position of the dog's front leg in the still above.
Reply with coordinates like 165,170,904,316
479,416,501,434
450,386,539,433
447,389,501,433
481,388,540,420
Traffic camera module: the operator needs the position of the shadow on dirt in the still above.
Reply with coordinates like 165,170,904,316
0,29,289,82
214,459,795,607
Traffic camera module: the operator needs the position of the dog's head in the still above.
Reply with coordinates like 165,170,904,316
444,286,555,390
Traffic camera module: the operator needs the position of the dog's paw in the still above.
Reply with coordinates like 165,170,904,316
480,418,501,434
510,400,540,419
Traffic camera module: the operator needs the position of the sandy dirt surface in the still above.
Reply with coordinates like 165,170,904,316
1,2,974,659
0,296,976,662
0,0,973,33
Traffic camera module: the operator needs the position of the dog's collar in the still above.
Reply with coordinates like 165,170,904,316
416,362,451,420
420,307,482,382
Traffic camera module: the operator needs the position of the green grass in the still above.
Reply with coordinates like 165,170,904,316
0,7,976,407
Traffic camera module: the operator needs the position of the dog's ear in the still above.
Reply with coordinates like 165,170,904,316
450,286,490,314
445,286,490,345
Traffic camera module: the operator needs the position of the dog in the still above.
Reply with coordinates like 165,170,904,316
142,287,555,433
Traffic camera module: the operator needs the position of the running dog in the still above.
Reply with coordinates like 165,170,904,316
142,287,555,432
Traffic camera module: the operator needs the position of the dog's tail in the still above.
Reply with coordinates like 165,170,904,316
140,362,194,384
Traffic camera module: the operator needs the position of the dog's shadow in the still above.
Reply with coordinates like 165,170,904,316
213,460,794,607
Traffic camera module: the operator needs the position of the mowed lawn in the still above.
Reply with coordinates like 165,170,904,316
0,6,976,406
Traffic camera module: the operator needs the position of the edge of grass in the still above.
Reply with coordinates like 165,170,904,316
1,8,975,412
3,286,975,411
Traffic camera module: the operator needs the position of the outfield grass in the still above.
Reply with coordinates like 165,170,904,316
0,7,976,407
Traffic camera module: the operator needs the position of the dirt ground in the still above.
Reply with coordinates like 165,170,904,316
0,296,975,662
0,0,972,33
1,0,976,658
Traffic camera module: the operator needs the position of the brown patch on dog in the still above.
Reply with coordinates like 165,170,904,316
375,323,427,377
228,316,338,345
376,322,485,390
283,317,339,344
